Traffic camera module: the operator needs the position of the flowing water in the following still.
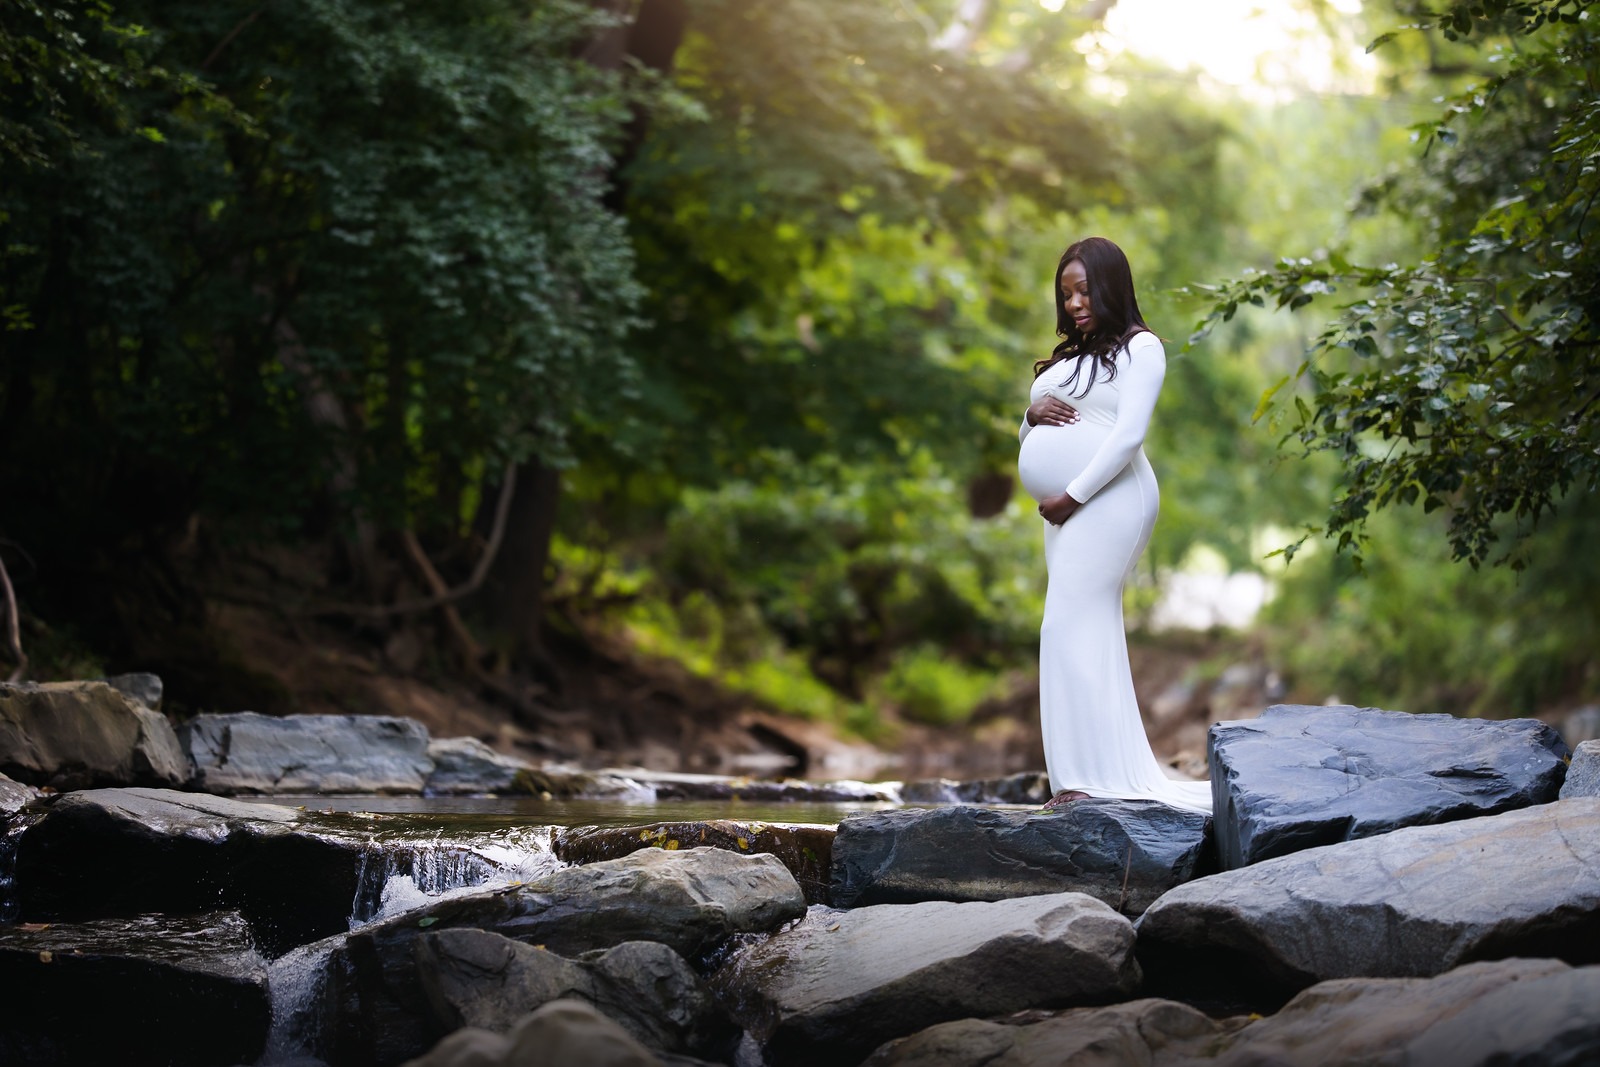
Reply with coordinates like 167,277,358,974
1,793,902,1064
247,794,898,1063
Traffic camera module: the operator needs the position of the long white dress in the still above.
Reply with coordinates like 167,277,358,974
1016,331,1212,814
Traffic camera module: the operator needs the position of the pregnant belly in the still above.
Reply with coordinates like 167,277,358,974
1018,423,1111,502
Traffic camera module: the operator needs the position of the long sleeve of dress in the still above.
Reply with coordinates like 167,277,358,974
1064,333,1165,503
1019,412,1034,444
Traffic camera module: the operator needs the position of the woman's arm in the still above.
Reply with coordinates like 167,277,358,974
1063,332,1165,503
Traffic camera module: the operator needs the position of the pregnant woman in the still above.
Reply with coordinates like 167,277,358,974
1017,237,1211,815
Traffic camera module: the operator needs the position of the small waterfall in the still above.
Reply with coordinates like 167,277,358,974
259,822,565,1064
261,935,341,1065
0,809,42,922
347,823,563,927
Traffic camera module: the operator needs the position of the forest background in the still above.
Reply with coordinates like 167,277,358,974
2,0,1596,776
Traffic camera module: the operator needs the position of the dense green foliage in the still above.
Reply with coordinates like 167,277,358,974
2,0,1595,726
1197,0,1600,568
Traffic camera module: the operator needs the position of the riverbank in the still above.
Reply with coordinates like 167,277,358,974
3,677,1598,1064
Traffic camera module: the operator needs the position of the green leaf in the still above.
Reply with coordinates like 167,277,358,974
1253,375,1291,424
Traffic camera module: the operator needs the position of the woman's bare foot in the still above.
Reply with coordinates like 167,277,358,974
1041,789,1091,810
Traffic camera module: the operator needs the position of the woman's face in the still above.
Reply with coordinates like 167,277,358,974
1060,259,1096,336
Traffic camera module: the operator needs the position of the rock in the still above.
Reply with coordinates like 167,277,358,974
425,737,534,795
415,929,736,1058
13,787,368,954
1210,703,1569,869
0,680,187,789
1135,798,1600,1007
861,958,1600,1067
1562,740,1600,800
555,820,836,905
511,765,657,801
621,767,900,803
0,911,270,1066
830,801,1210,915
180,711,433,794
101,671,163,710
339,846,805,1065
0,769,38,815
861,998,1236,1067
1561,704,1600,745
402,998,710,1067
1205,957,1600,1067
713,895,1141,1067
898,771,1050,806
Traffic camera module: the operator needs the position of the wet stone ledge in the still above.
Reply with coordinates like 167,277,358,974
0,910,270,1067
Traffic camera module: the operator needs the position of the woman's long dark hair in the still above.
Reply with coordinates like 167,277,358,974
1032,236,1152,396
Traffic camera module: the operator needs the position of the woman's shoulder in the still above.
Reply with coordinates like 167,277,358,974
1120,329,1165,358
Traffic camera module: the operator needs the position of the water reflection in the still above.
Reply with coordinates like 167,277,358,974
258,793,903,828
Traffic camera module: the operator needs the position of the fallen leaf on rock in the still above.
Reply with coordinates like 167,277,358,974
417,917,438,928
38,951,52,963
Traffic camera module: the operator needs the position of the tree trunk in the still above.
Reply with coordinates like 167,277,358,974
480,0,690,667
480,458,562,667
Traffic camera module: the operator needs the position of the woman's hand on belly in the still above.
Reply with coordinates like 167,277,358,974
1026,395,1080,427
1038,490,1083,525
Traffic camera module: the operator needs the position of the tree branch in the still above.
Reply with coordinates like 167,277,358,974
0,552,26,683
308,464,517,619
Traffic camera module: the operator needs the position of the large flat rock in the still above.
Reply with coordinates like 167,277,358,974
861,958,1600,1067
13,787,366,954
555,820,836,905
0,680,187,790
0,911,270,1066
712,894,1140,1067
339,846,804,1065
1136,798,1600,1005
1209,704,1569,868
180,711,433,794
830,801,1210,915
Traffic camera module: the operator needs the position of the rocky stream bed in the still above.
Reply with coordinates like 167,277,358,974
2,678,1599,1065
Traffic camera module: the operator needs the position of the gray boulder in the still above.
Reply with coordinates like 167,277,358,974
898,771,1050,805
1136,798,1600,1004
713,894,1141,1067
101,671,163,710
0,911,270,1067
401,999,716,1067
0,680,187,789
424,736,533,795
339,846,805,1065
1561,740,1600,800
415,929,735,1058
180,711,433,794
1210,703,1569,869
861,958,1600,1067
555,820,836,905
13,787,367,954
830,801,1210,915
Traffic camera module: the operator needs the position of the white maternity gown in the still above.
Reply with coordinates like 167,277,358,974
1016,331,1212,814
